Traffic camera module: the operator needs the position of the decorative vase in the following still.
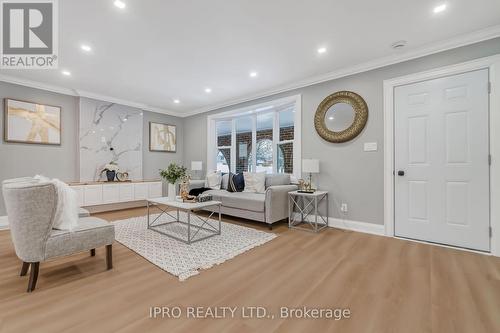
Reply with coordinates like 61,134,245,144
106,170,116,182
168,182,176,201
180,180,189,200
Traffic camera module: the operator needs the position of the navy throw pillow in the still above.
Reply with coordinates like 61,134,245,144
227,173,245,192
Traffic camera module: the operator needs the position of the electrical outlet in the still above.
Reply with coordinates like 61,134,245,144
341,203,348,214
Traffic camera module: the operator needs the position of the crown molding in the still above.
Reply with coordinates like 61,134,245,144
183,24,500,117
0,73,78,96
0,74,179,116
72,90,178,116
1,25,499,118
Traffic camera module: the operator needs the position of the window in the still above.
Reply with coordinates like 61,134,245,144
255,139,273,173
235,116,252,173
208,95,301,177
256,113,274,173
278,109,294,174
216,121,232,172
277,142,293,173
279,109,294,141
217,150,230,173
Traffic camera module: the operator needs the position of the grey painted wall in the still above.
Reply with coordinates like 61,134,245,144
0,83,184,215
183,38,500,225
0,82,79,216
142,110,184,195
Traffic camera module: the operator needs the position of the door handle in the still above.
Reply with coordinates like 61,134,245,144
397,170,405,176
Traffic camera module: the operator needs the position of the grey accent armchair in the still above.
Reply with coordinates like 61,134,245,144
2,180,115,292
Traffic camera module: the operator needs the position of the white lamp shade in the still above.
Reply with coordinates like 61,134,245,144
302,159,319,173
191,161,203,171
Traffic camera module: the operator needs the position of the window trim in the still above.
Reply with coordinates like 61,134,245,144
207,94,302,178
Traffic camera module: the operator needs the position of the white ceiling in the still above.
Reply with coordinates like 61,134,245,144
1,0,500,116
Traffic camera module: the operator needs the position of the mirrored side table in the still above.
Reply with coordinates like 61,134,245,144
288,190,329,232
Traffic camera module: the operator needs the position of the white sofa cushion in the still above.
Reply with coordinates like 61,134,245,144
205,171,222,189
265,174,291,188
204,190,265,212
243,172,266,193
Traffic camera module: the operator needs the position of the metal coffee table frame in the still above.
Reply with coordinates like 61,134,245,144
288,191,329,232
147,199,222,244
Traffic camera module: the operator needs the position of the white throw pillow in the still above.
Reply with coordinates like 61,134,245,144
253,172,266,193
206,171,222,190
51,179,79,231
35,175,79,230
243,172,266,193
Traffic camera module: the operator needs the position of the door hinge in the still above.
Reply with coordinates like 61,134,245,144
490,226,493,238
488,82,492,94
489,154,492,166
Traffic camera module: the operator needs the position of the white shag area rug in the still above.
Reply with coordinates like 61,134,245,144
113,212,277,281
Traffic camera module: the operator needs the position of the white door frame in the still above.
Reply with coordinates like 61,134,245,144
383,54,500,256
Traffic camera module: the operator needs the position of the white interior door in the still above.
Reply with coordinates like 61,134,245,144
394,69,490,251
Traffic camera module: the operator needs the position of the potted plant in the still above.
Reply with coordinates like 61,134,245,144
159,163,187,200
101,162,119,181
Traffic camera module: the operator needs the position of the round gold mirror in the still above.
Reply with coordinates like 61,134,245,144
314,91,368,143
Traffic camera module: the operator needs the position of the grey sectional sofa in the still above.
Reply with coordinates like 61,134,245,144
193,174,298,229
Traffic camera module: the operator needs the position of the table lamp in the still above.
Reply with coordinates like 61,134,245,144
191,161,203,180
301,159,319,193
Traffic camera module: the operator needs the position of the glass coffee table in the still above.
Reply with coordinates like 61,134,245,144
146,197,222,244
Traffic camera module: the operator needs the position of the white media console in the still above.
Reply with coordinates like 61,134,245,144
69,180,163,207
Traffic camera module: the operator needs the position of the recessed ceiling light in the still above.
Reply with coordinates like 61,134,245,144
205,88,212,93
173,99,180,104
328,116,334,120
80,44,92,52
62,70,71,76
391,40,407,49
249,71,258,78
114,0,126,9
317,47,327,54
433,3,447,13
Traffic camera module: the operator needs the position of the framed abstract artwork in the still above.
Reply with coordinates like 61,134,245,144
149,122,176,152
3,98,61,145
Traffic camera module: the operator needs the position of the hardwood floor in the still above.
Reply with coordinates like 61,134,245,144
1,207,500,332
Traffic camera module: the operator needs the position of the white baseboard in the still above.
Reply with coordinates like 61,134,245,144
0,215,9,230
0,212,386,236
290,212,385,236
328,217,385,236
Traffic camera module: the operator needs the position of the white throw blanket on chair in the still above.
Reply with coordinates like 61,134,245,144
34,175,79,230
